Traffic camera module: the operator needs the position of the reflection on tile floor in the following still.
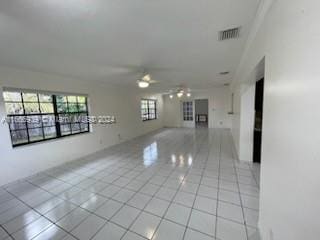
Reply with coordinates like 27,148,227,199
0,128,260,240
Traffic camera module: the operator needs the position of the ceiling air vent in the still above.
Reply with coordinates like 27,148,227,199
220,71,230,75
219,27,240,41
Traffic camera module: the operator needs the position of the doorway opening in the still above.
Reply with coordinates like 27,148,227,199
195,99,208,128
253,78,264,163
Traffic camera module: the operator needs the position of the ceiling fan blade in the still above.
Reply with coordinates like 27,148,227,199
106,64,177,73
149,79,159,83
103,64,143,74
147,66,176,72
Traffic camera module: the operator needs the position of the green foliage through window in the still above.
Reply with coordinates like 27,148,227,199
141,99,157,121
3,90,89,147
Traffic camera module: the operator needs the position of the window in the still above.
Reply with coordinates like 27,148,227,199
141,99,157,121
183,101,193,121
3,90,90,147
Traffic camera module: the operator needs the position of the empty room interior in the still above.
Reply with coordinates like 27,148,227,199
0,0,319,240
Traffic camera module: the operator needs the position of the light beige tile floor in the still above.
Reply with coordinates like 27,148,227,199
0,128,260,240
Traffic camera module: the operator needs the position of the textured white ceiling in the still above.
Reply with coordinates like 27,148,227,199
0,0,260,93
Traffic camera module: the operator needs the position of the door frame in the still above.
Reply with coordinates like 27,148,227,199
194,98,209,128
181,100,195,128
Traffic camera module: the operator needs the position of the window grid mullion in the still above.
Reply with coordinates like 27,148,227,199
53,95,61,138
76,97,81,132
141,99,156,121
66,97,72,134
37,93,45,140
85,97,90,131
147,100,150,120
21,92,30,143
4,91,88,147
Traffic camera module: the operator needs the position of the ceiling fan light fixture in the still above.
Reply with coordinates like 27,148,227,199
138,80,149,88
177,92,183,98
187,93,191,97
142,74,151,81
169,94,173,99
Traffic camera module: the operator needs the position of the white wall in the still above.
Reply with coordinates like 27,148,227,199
231,0,320,239
163,96,182,127
239,83,255,162
163,87,232,129
0,66,164,186
233,59,265,162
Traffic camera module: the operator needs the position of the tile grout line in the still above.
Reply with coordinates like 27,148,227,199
229,131,251,240
0,141,152,240
92,136,188,240
214,129,222,239
144,130,207,240
3,179,82,240
0,224,11,240
181,129,215,240
0,128,260,240
94,133,191,239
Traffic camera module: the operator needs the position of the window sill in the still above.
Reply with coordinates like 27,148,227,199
142,118,158,122
12,130,90,148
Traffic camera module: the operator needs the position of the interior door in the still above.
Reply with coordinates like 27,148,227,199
181,101,195,128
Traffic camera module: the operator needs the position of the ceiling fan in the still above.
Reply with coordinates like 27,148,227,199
99,63,178,88
163,85,192,98
137,73,159,88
